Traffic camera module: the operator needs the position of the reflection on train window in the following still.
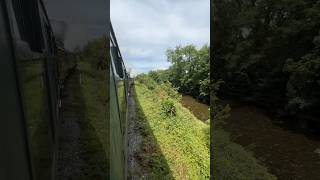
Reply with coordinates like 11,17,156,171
20,57,54,180
9,1,54,179
77,37,109,178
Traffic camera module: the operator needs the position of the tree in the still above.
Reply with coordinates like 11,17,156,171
212,0,320,119
166,45,210,103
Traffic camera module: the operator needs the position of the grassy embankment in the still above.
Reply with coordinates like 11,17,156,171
77,60,109,179
134,80,210,179
135,72,276,180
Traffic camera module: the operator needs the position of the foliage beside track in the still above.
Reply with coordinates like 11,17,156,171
134,76,210,179
137,71,276,179
166,45,210,103
142,45,210,104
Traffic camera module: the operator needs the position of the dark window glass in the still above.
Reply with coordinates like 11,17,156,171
9,1,54,179
111,47,124,78
12,0,44,52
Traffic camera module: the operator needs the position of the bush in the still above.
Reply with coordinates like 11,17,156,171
136,74,157,90
160,98,176,117
160,82,182,102
137,72,182,101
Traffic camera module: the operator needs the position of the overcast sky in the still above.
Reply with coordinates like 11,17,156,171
111,0,210,76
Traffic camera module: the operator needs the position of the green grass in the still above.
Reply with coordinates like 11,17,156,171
134,82,210,179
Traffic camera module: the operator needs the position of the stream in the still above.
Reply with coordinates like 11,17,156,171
181,95,209,122
224,100,320,179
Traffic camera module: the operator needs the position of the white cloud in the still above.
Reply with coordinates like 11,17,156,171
111,0,210,75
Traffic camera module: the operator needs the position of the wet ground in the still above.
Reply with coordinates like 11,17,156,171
222,101,320,180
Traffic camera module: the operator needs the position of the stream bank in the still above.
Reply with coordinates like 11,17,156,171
182,95,320,179
223,100,320,179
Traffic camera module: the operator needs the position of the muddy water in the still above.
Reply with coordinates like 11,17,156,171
181,95,210,121
223,101,320,180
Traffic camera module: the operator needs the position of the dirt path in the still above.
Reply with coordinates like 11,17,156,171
56,69,85,179
223,102,320,180
127,84,146,179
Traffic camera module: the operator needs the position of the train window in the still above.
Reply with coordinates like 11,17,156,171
12,0,44,52
9,1,55,178
116,59,124,78
111,47,124,78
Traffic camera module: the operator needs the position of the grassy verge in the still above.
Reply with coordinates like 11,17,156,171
134,82,210,179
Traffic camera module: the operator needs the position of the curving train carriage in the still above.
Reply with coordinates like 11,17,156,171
1,0,129,179
0,0,76,179
110,22,130,180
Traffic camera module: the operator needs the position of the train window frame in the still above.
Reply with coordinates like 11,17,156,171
111,46,124,78
11,0,44,52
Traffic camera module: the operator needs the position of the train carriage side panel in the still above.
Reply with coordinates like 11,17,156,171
110,58,124,179
1,0,59,179
0,1,32,179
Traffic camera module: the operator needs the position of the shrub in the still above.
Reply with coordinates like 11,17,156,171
136,74,157,90
160,98,176,117
160,82,182,102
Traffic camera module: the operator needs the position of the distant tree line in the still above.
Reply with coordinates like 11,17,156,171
142,45,210,104
212,0,320,120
